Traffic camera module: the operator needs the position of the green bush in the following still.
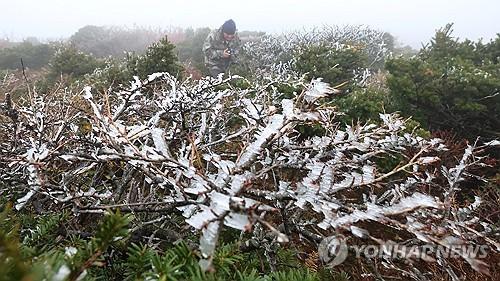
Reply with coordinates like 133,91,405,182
293,44,366,89
49,44,103,78
333,87,390,124
386,24,500,138
128,36,182,79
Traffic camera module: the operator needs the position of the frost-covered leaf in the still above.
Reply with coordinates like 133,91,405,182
199,221,220,271
418,156,440,164
237,114,284,167
304,79,337,102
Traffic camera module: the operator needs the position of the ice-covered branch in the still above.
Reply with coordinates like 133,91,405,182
1,71,496,276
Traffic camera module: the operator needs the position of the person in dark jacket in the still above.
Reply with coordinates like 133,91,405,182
203,19,241,77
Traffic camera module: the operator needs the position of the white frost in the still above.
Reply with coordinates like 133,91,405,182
52,264,71,281
237,114,284,167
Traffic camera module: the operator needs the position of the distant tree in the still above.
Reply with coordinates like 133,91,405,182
381,32,395,52
128,36,182,79
70,25,114,57
394,44,418,57
70,25,167,58
49,44,102,77
0,41,55,70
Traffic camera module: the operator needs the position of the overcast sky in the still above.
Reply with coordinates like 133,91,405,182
1,0,499,48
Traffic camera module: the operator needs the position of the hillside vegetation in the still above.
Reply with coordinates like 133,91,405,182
0,24,499,281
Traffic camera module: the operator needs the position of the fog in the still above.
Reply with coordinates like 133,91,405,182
1,0,499,47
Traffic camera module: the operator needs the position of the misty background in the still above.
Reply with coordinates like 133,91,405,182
1,0,499,48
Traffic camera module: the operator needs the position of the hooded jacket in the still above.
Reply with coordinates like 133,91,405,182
202,27,241,70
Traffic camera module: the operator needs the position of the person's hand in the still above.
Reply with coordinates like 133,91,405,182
222,48,231,58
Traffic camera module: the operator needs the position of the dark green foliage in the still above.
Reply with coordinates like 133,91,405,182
0,206,67,281
269,269,320,281
386,24,500,138
0,204,339,281
22,212,67,251
331,85,432,139
275,83,301,100
0,208,133,281
93,212,132,249
295,123,326,141
128,36,182,79
333,87,390,124
227,76,252,90
0,203,30,281
0,40,55,70
235,270,266,281
374,153,404,174
123,243,155,280
213,243,245,276
294,44,366,89
62,211,133,280
49,44,103,78
149,252,184,280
